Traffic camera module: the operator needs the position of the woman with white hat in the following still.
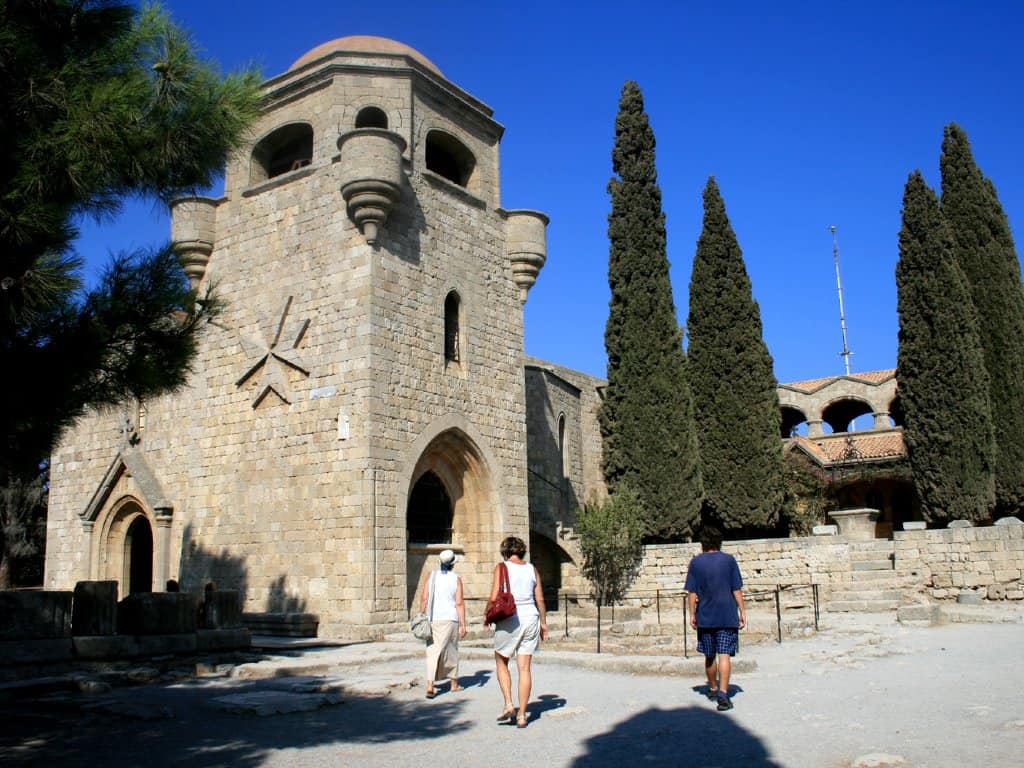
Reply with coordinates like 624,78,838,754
421,548,467,698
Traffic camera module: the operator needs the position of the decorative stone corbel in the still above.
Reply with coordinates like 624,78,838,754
504,209,549,304
170,196,219,288
337,128,407,245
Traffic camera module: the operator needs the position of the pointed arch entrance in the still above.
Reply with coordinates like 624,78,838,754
97,499,155,597
405,426,499,612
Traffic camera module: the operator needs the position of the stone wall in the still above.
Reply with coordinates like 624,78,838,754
894,521,1024,601
632,537,850,596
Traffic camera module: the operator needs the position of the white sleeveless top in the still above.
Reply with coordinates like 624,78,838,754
429,570,460,623
504,560,539,620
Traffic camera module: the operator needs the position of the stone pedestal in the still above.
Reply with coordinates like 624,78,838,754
72,581,118,636
828,507,880,540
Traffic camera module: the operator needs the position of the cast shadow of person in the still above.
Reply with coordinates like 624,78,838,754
571,705,782,768
458,668,493,689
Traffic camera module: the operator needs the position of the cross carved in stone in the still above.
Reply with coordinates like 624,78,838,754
236,296,311,407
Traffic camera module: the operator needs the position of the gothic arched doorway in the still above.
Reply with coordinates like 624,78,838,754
405,427,497,612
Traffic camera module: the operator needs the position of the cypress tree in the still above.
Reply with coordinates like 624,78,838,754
599,81,701,541
896,172,995,522
940,124,1024,516
687,177,785,533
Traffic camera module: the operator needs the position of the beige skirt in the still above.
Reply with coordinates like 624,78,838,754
426,619,460,682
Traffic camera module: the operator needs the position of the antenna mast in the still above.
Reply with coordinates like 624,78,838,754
830,226,853,376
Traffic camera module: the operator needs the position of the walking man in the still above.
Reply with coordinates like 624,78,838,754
685,524,746,711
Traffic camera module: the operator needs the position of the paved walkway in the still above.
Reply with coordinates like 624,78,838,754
2,609,1023,767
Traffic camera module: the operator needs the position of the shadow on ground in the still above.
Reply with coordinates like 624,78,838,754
0,671,473,767
570,705,782,767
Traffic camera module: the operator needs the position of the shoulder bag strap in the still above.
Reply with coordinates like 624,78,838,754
427,570,436,620
500,562,511,592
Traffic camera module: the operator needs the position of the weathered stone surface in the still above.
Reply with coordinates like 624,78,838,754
72,581,118,636
117,593,198,635
201,591,242,629
212,690,343,716
196,628,251,652
948,520,974,528
852,753,906,767
812,524,838,536
0,590,72,640
902,521,926,531
995,516,1023,526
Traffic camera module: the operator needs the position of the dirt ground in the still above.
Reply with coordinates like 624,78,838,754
1,612,1022,767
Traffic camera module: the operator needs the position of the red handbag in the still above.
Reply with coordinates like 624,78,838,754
484,562,517,625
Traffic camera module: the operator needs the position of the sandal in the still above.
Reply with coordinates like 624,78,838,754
496,706,515,722
425,689,436,699
516,714,528,729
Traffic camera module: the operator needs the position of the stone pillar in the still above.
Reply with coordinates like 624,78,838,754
806,419,824,437
153,506,173,591
829,507,880,540
81,519,95,580
872,411,891,429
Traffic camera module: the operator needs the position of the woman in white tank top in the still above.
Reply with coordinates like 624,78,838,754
420,548,466,698
487,535,548,728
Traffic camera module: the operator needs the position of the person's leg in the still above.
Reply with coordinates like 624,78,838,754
494,652,514,718
516,653,533,726
718,653,732,696
704,655,718,693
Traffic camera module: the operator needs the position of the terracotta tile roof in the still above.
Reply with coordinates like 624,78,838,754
781,369,896,394
789,430,905,465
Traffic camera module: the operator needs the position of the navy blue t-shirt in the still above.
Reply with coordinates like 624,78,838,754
684,551,743,628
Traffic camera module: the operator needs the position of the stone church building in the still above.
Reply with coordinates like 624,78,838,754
45,36,606,637
44,36,909,637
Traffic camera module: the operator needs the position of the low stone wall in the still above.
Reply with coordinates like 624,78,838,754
894,519,1024,601
633,537,851,595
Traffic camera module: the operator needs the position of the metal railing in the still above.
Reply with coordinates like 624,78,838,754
554,583,820,655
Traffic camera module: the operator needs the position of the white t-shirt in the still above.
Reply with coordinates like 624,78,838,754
429,570,460,622
504,560,539,620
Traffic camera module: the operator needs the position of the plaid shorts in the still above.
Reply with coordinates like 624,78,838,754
697,627,739,657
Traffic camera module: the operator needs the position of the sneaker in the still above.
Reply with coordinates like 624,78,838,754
716,695,733,711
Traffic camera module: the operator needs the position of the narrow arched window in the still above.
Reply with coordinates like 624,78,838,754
425,130,475,187
355,106,389,129
444,291,461,363
250,123,314,185
558,413,569,480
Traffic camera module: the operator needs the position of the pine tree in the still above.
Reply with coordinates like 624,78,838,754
687,177,785,533
896,172,995,522
940,124,1024,516
0,1,261,586
599,81,701,541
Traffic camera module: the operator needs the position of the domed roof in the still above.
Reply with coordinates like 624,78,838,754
289,36,443,77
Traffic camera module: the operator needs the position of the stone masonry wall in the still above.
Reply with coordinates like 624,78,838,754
894,522,1024,601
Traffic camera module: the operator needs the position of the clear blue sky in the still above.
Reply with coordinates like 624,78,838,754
76,0,1024,384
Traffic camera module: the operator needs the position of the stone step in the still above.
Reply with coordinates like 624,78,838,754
850,569,899,582
825,599,899,613
828,588,903,602
852,559,895,572
849,547,895,561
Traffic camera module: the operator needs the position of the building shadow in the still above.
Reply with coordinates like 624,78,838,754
570,705,782,767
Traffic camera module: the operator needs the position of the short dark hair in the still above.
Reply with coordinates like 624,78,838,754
699,525,723,552
500,536,526,559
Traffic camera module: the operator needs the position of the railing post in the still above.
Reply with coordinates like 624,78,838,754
775,585,783,644
656,589,661,625
564,592,569,638
813,583,819,632
596,598,602,654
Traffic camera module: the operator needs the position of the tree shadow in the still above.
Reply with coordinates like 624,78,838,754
265,574,307,613
0,675,472,767
570,705,782,767
177,523,248,600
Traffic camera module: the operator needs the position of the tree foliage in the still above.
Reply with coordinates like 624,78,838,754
575,487,644,605
896,172,995,522
687,177,784,533
599,80,701,541
0,1,262,586
940,123,1024,516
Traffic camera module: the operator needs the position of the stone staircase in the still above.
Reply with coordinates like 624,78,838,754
825,540,901,613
